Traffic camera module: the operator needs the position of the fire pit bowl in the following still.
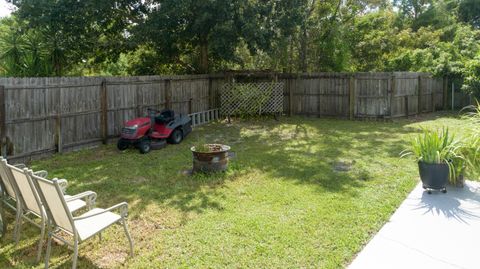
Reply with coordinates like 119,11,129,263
191,144,231,173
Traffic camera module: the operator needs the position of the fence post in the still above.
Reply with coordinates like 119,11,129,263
227,75,236,123
165,79,171,109
405,96,409,118
188,98,193,114
100,79,108,144
417,75,422,115
349,75,356,120
208,76,214,110
389,74,396,118
136,83,143,117
443,76,448,110
317,77,322,118
431,80,436,112
55,115,62,153
452,82,455,111
288,77,294,116
0,86,6,157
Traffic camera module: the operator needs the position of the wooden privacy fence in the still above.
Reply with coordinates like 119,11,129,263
0,75,225,161
0,72,471,161
276,72,448,119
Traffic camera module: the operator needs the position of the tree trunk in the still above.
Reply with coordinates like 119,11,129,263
54,62,63,77
299,26,308,73
289,35,294,73
199,42,209,74
299,0,316,73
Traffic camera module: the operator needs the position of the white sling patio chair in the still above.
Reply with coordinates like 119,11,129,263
30,174,134,269
0,156,47,211
0,156,51,241
0,194,5,239
2,159,96,262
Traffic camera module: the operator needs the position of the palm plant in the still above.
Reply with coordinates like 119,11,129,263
22,32,52,77
0,28,25,77
462,101,480,126
0,17,57,77
459,102,480,179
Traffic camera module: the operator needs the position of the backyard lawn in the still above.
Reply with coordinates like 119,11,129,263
0,113,469,268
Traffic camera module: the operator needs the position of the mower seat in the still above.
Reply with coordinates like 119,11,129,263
155,109,175,124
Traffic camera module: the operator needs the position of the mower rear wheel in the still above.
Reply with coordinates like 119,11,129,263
117,139,129,151
168,129,183,144
138,140,151,154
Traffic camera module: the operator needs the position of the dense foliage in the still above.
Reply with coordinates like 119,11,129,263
1,0,479,95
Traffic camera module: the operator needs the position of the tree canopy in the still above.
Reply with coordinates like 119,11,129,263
1,0,479,95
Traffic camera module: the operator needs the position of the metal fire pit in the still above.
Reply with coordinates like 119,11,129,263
191,144,231,173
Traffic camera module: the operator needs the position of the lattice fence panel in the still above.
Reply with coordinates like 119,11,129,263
220,82,284,116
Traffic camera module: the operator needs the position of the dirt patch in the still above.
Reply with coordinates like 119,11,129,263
278,132,295,141
131,176,149,184
333,159,356,172
180,169,193,176
130,218,170,247
95,251,128,268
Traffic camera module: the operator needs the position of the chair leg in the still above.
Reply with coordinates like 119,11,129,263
12,202,21,242
36,218,46,263
72,237,79,269
12,208,19,242
14,211,22,245
121,219,134,257
44,231,53,269
0,202,5,240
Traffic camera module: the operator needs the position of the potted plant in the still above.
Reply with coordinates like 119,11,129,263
402,128,460,194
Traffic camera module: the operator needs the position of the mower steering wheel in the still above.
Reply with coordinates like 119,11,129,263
147,108,161,117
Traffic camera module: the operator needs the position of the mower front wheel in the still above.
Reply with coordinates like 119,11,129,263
168,129,183,144
138,140,152,154
117,139,130,151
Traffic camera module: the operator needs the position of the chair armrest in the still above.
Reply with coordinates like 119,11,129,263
57,179,68,194
13,164,27,169
33,170,49,178
73,202,128,221
65,191,97,209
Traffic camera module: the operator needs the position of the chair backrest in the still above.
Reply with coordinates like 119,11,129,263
7,165,43,216
30,173,75,234
0,158,17,200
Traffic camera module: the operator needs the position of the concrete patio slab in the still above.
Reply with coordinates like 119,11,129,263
348,180,480,269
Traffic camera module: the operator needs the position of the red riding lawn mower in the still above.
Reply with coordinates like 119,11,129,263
117,108,192,154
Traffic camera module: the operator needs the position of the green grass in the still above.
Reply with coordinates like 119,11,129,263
0,112,470,268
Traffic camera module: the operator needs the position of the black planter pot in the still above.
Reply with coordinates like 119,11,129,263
418,161,449,193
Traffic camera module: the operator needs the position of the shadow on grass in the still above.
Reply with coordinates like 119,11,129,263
239,118,421,196
0,210,104,269
35,115,429,215
15,113,450,268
